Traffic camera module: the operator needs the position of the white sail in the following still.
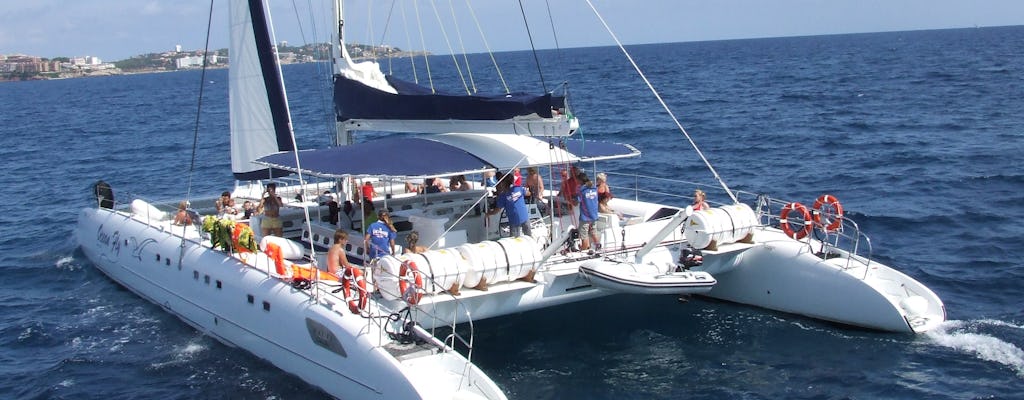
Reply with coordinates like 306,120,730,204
228,0,294,180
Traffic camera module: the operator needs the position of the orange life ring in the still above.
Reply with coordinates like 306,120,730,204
398,260,425,305
812,194,844,232
779,202,813,240
342,267,367,314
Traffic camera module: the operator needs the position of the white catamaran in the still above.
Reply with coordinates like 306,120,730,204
76,0,945,398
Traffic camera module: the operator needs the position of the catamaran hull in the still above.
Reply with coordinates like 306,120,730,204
694,228,945,333
76,207,504,400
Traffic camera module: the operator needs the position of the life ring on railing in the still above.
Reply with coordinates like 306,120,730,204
779,202,813,240
342,267,368,314
812,194,844,232
398,260,425,305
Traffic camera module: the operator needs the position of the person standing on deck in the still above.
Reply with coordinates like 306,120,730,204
257,183,284,237
576,174,600,251
487,173,532,237
364,210,396,259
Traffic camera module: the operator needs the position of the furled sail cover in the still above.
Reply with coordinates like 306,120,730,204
256,138,493,179
334,73,565,122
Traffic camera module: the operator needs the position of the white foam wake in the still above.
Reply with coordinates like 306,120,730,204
927,319,1024,377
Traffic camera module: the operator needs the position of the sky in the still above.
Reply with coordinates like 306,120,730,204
2,0,1022,62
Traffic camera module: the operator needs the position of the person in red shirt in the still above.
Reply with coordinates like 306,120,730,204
361,181,377,203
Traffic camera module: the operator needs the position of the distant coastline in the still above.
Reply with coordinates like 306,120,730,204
0,43,426,82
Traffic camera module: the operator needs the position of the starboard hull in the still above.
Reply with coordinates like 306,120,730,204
76,206,505,399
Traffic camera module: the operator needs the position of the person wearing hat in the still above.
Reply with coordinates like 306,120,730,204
364,209,396,259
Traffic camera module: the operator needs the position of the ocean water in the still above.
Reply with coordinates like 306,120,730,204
2,26,1023,399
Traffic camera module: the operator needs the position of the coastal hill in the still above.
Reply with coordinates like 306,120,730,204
0,43,426,81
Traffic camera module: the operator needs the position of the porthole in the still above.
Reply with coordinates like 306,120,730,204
204,275,210,285
262,301,271,311
193,271,199,280
216,280,222,289
165,258,171,266
345,243,352,251
247,294,254,304
156,254,161,261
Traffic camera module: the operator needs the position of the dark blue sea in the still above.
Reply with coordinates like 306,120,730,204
2,26,1023,399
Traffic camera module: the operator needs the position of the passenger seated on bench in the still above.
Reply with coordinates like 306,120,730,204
173,201,192,225
242,201,255,219
596,173,619,216
692,189,709,211
404,230,428,254
216,191,239,219
424,177,447,194
326,229,353,276
449,175,470,191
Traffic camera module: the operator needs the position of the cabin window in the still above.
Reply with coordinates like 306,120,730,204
247,294,254,304
216,280,222,289
262,301,271,311
155,254,161,262
165,258,171,266
204,275,210,285
193,271,199,280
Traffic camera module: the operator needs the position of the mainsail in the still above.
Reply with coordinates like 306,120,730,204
228,0,295,180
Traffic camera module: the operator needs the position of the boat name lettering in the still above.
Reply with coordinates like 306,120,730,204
96,225,122,257
305,318,347,357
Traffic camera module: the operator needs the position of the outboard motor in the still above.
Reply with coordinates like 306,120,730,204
677,247,703,271
93,180,114,209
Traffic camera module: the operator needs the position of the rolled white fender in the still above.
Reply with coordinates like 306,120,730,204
259,235,304,259
456,241,505,286
419,248,468,294
131,199,168,221
684,203,759,249
497,236,541,280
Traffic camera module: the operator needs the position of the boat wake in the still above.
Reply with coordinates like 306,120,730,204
926,319,1024,377
149,338,209,370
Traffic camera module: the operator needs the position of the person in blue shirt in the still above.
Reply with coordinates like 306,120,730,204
576,174,600,251
486,173,532,237
364,210,396,259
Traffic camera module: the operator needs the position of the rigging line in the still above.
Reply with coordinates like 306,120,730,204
378,0,398,74
399,1,416,80
294,0,335,149
427,0,471,95
448,0,477,93
463,0,509,94
185,0,216,214
583,0,738,204
262,3,319,277
365,1,377,61
543,0,565,77
517,0,547,92
178,0,216,257
411,0,435,92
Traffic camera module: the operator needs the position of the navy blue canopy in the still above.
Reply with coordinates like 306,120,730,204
256,137,493,178
335,74,564,121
